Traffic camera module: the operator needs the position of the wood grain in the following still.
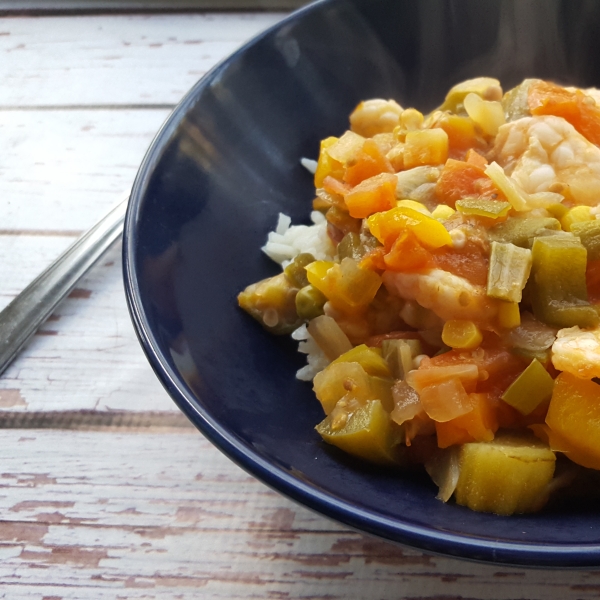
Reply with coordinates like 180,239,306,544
0,429,597,600
0,241,174,413
0,108,169,231
0,0,307,11
0,13,284,107
1,11,598,597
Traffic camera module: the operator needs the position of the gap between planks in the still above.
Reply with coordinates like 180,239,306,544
0,104,177,110
0,409,194,431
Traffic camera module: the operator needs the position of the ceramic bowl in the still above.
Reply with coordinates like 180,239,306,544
123,0,600,566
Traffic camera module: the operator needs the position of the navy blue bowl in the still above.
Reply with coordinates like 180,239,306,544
123,0,600,567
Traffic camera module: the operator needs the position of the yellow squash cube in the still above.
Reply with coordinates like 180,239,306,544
454,433,556,515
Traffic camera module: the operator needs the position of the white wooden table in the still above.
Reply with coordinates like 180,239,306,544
0,9,599,599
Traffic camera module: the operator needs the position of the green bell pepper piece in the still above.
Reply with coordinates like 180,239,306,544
530,235,599,329
501,359,554,415
456,198,511,219
488,216,561,248
571,220,600,261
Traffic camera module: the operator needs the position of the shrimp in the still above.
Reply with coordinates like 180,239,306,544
382,269,499,324
492,114,600,205
350,99,404,138
552,326,600,379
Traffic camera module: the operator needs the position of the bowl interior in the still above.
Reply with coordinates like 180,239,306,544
124,0,600,566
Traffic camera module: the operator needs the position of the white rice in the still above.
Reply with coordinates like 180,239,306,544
300,157,318,174
262,211,335,268
292,324,329,381
262,211,335,379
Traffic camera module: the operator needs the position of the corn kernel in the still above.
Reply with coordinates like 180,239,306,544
560,205,593,231
442,320,483,349
400,108,424,131
498,301,521,329
396,199,431,215
431,204,456,221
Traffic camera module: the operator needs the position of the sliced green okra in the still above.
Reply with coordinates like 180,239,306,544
487,241,532,303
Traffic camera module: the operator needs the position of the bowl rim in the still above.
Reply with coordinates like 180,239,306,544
122,0,600,568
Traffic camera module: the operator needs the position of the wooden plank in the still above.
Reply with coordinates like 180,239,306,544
0,428,596,599
0,240,177,413
0,0,307,10
0,13,285,107
0,108,169,231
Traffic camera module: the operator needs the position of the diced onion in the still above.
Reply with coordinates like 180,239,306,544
307,315,352,361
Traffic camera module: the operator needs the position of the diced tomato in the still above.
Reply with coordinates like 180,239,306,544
428,343,517,372
435,159,504,207
465,148,488,168
427,343,526,405
435,420,474,448
432,241,489,286
529,80,600,146
343,139,394,187
359,246,387,272
344,172,397,219
435,392,499,448
322,175,351,196
420,378,473,422
384,230,435,272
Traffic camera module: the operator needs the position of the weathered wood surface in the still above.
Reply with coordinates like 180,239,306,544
0,429,598,600
0,11,597,598
0,13,284,107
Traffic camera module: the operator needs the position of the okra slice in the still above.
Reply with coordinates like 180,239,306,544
315,399,401,466
238,272,303,334
381,339,420,379
486,241,532,303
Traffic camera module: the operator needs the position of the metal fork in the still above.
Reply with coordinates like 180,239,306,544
0,196,129,376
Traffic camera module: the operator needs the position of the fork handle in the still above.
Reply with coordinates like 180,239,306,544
0,196,128,377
